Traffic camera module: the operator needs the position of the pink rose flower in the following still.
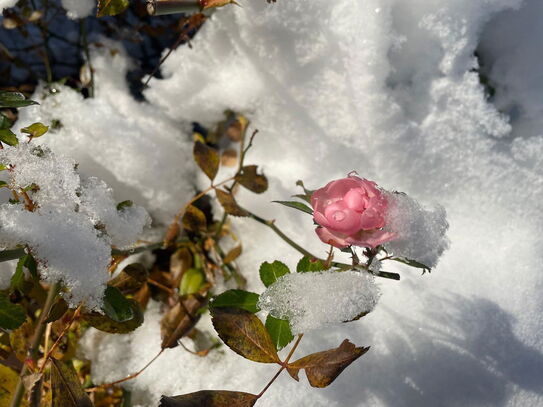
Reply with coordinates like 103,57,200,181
311,174,396,249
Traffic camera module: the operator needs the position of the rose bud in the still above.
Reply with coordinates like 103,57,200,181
311,173,396,249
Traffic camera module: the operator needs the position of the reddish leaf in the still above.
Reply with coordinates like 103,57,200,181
194,141,220,181
182,205,207,232
161,295,207,349
236,165,268,194
160,390,258,407
287,339,370,387
211,307,280,363
215,189,249,217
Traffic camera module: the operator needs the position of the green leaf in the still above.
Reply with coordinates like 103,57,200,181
0,248,25,263
10,256,25,293
179,268,206,296
0,129,18,146
83,300,143,334
0,181,7,188
96,0,129,17
102,286,134,322
0,164,7,171
116,200,133,211
160,391,258,407
390,257,431,273
0,91,38,108
50,359,93,407
235,165,268,194
286,339,370,388
193,141,220,181
272,200,313,215
21,122,48,138
296,256,327,273
0,292,25,330
211,290,260,313
211,307,280,363
265,315,294,351
259,261,289,287
0,113,12,129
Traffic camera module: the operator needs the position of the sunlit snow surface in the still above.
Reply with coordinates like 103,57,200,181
69,0,543,405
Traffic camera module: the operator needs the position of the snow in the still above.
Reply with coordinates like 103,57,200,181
0,144,149,309
258,271,380,334
36,0,543,405
60,0,94,19
0,0,17,11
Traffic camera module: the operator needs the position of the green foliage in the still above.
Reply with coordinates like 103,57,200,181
179,268,206,295
211,307,280,363
194,141,220,181
0,129,18,146
390,257,431,273
272,200,313,215
84,300,144,334
287,339,370,388
96,0,129,17
0,114,12,130
0,292,26,330
211,290,260,313
265,315,293,351
50,359,93,407
296,256,327,273
102,286,134,323
21,122,48,139
259,261,289,287
160,391,258,407
116,200,133,211
0,91,38,108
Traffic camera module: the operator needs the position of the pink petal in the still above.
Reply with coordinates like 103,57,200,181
313,211,331,228
315,227,350,248
359,207,385,230
325,178,362,200
324,202,362,235
343,188,368,212
347,230,397,249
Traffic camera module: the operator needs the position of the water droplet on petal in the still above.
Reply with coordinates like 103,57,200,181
333,211,346,221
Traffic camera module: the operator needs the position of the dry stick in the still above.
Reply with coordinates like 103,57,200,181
257,334,304,399
147,278,174,295
9,282,59,407
86,349,165,391
38,305,82,374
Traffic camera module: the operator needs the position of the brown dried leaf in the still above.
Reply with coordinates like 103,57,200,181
194,141,220,181
199,0,239,11
161,295,207,349
22,372,42,393
50,359,93,407
223,245,242,264
286,339,370,387
160,390,258,407
170,247,193,285
236,165,268,194
82,300,144,334
182,205,207,232
215,189,249,217
211,307,279,364
163,221,181,248
108,263,148,294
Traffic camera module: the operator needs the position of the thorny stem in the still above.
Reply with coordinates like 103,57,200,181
86,349,165,391
9,282,60,407
257,334,304,398
39,305,82,374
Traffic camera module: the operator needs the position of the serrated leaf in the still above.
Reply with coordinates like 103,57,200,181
211,307,280,363
223,245,242,264
21,122,48,138
199,0,239,10
273,200,313,215
0,129,18,146
182,205,207,232
102,286,134,322
50,359,93,407
160,391,258,407
236,165,268,194
83,300,143,334
194,141,220,181
390,257,431,273
211,290,259,313
259,261,289,287
265,315,294,351
215,189,249,217
296,256,327,273
287,339,370,387
0,113,12,129
97,0,129,17
0,292,25,330
0,91,38,108
161,295,206,349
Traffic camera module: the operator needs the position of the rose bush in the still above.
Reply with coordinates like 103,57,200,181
311,173,396,248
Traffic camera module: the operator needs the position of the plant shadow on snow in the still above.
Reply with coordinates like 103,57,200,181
319,293,543,407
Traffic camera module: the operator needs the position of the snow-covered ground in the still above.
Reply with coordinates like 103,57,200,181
16,0,543,405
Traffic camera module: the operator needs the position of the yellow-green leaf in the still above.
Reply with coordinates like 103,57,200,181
97,0,129,17
0,365,18,407
21,122,48,138
0,129,18,146
50,359,93,407
193,141,220,181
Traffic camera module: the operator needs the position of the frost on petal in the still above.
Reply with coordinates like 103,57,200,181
384,192,450,269
257,271,380,334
